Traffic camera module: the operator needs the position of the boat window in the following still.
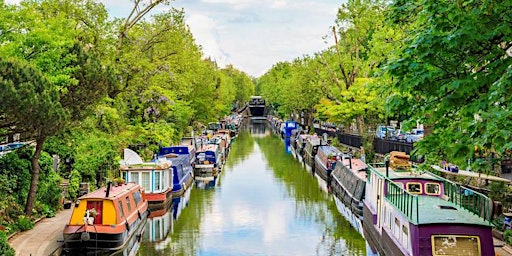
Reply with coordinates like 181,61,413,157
126,196,132,212
118,201,125,218
131,172,139,184
133,191,142,205
432,235,480,256
121,171,127,181
394,218,400,239
406,182,422,194
425,183,441,195
86,201,103,225
142,172,151,191
154,171,162,191
402,225,409,249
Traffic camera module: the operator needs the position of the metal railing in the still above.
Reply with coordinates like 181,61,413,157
385,179,420,224
313,128,413,155
430,171,493,223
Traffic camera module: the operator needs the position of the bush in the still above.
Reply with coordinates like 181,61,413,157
16,216,33,231
0,231,15,256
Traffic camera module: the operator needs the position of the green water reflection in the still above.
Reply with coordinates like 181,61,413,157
138,121,366,255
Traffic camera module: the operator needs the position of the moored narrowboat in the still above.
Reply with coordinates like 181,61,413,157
330,156,367,236
63,182,149,254
120,149,173,210
363,152,495,256
303,135,323,171
159,146,195,197
313,145,342,192
194,144,222,177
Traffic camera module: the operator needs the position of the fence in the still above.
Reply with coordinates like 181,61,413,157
314,128,414,156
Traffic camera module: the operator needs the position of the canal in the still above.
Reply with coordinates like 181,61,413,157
138,120,367,255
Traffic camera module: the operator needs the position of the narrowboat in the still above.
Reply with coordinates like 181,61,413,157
363,152,495,256
120,150,173,210
168,153,194,197
291,134,310,163
160,145,196,167
159,146,195,197
330,155,367,236
303,135,324,172
194,144,221,177
63,182,149,254
313,145,342,191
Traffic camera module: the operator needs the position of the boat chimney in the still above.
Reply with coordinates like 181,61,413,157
385,159,390,177
106,181,112,197
349,156,352,169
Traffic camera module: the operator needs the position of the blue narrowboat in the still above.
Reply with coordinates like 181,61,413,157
159,146,194,197
194,144,221,177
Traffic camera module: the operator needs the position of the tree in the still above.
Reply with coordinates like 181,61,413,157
386,0,512,166
0,1,114,215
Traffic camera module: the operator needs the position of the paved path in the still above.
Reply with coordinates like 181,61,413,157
8,208,72,256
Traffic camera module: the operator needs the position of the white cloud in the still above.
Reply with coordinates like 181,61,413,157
186,13,230,67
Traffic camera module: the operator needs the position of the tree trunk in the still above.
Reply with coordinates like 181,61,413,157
25,135,45,216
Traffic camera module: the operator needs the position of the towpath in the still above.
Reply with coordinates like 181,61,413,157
8,208,72,256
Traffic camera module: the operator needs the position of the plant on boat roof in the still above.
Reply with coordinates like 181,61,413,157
113,177,125,185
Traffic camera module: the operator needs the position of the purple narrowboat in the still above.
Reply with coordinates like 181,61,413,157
363,152,495,256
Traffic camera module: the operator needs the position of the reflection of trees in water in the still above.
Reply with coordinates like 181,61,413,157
137,187,216,255
224,127,255,168
255,135,366,256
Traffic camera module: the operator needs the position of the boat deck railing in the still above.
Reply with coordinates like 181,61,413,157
369,163,492,224
385,180,419,223
429,170,493,222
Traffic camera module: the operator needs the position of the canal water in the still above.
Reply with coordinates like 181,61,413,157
138,120,367,255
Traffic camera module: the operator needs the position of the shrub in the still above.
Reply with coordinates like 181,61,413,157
0,231,15,256
16,216,33,231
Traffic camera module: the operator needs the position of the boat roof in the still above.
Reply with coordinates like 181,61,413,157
119,160,171,170
340,158,367,180
164,153,189,166
370,165,442,181
412,196,491,226
317,145,342,155
198,144,218,152
79,182,140,201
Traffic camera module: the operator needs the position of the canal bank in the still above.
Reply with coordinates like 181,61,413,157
8,208,71,256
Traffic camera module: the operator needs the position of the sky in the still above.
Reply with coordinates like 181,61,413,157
5,0,342,77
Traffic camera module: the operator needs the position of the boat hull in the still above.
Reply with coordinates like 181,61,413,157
63,210,148,255
146,188,173,210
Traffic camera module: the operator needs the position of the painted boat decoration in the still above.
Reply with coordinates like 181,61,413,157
363,151,495,256
330,155,367,236
63,182,149,254
313,145,342,192
120,149,173,210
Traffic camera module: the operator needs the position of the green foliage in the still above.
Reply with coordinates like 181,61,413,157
0,231,15,256
386,0,512,163
505,229,512,245
15,215,33,231
69,170,82,202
